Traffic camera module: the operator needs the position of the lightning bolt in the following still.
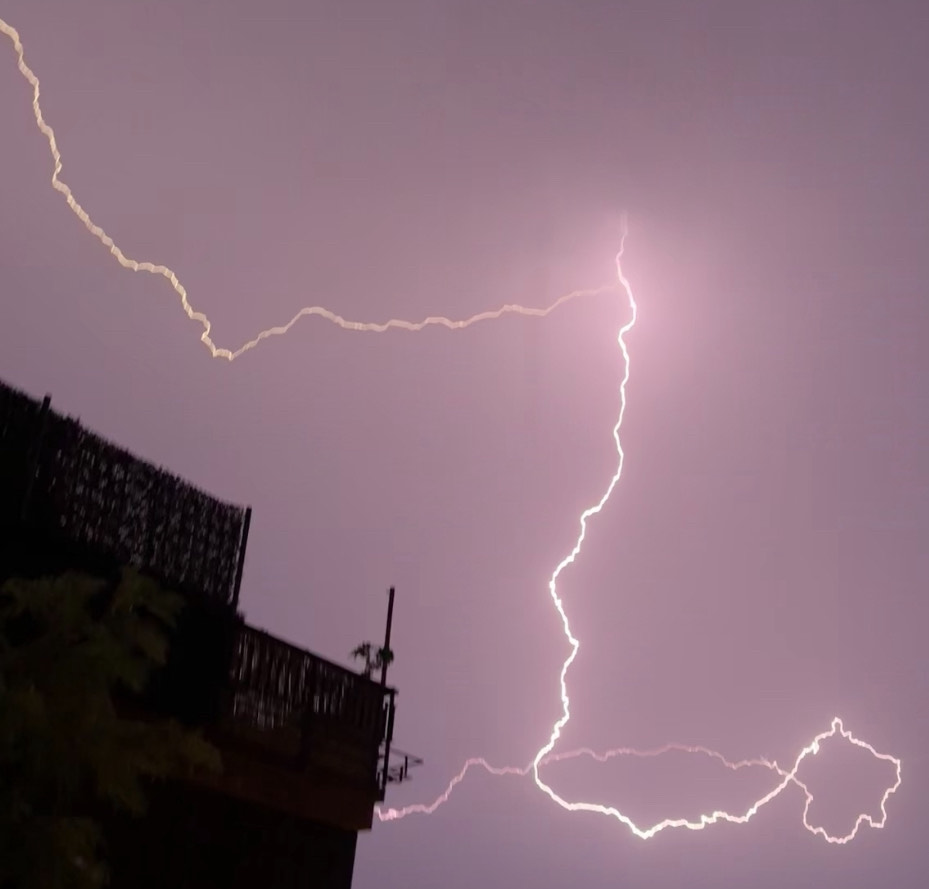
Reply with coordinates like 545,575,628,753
1,17,903,845
0,17,613,356
375,227,902,843
379,719,902,844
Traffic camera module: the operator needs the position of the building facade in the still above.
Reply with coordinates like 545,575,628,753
0,378,416,889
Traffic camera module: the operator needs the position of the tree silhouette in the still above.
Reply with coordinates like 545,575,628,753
0,568,221,889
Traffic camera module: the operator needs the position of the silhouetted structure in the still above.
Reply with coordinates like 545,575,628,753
0,378,420,888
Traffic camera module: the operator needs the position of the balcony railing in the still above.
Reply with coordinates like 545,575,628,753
224,623,397,794
379,747,424,785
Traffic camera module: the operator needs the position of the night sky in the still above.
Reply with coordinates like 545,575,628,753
2,2,927,887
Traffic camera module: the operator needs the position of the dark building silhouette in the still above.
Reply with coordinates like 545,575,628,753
0,378,420,889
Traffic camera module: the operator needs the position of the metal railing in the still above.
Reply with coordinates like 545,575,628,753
225,623,396,790
379,747,424,786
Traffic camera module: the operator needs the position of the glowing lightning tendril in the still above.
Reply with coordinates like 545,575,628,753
0,18,612,357
1,17,902,845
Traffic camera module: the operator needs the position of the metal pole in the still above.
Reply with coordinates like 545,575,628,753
230,506,252,611
378,587,396,793
380,586,395,687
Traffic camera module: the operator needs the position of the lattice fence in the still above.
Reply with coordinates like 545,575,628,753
0,378,249,606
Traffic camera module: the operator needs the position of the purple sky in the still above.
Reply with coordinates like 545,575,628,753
2,1,927,886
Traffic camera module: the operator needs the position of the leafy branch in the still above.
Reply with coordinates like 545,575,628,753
0,568,221,889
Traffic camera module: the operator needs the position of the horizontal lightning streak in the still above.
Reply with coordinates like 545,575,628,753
378,718,902,844
0,18,613,358
1,17,903,846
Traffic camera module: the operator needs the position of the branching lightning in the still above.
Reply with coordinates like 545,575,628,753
379,720,902,844
2,17,903,845
374,234,903,843
0,18,612,356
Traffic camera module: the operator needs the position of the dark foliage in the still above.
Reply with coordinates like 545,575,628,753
0,569,221,889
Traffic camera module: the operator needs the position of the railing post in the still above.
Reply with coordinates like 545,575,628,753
20,394,51,524
379,586,395,687
298,652,318,768
220,616,244,728
380,688,396,793
230,506,251,610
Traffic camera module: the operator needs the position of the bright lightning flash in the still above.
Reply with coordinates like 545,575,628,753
376,234,902,843
0,17,611,357
379,720,902,844
2,17,903,845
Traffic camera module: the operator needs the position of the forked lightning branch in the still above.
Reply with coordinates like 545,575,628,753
0,16,902,845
